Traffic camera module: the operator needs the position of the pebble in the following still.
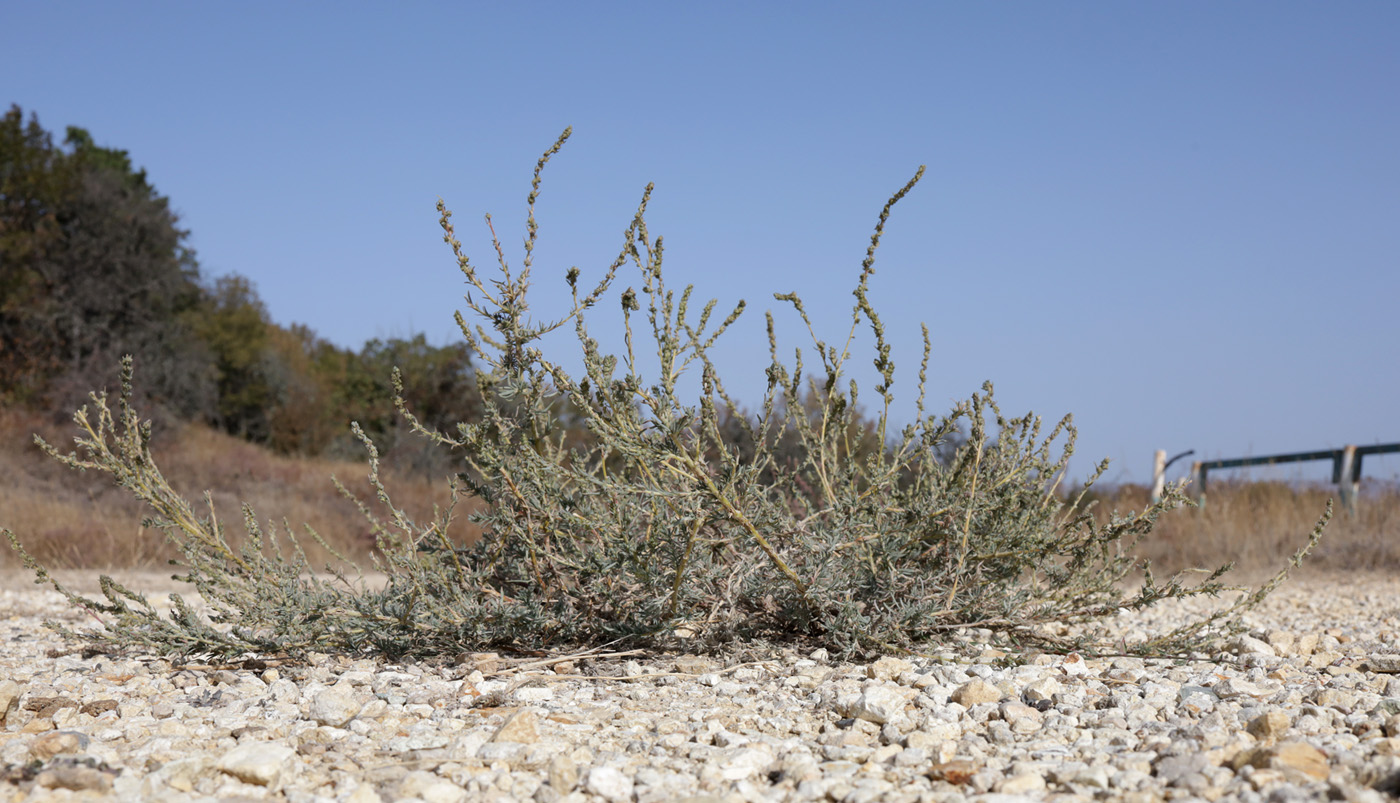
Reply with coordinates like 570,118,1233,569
308,687,362,727
4,570,1400,801
216,742,298,787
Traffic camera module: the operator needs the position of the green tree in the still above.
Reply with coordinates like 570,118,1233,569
0,106,80,396
325,334,485,474
191,274,276,440
0,105,213,418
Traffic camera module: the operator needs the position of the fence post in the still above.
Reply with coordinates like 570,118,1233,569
1151,450,1167,503
1188,461,1206,507
1338,444,1358,515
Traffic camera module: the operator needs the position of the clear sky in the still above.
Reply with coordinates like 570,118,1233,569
5,3,1398,485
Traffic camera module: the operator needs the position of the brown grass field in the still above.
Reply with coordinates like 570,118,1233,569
0,408,479,571
1083,478,1400,579
2,407,1396,581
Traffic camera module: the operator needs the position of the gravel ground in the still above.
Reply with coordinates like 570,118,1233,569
2,569,1400,803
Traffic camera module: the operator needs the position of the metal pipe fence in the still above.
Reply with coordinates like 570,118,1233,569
1150,442,1400,513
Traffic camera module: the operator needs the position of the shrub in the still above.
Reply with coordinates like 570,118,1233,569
5,129,1328,660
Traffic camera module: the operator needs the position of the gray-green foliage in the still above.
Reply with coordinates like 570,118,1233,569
6,129,1327,660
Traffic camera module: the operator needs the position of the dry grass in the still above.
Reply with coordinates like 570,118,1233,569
5,399,1394,582
1089,479,1400,578
0,408,479,570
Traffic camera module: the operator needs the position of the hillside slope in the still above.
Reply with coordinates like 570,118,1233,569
0,408,475,570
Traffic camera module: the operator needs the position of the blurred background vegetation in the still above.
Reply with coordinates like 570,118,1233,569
1,105,487,468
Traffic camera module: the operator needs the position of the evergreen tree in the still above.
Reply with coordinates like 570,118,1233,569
0,105,213,417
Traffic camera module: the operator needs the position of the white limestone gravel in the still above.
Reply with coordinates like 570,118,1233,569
3,570,1400,802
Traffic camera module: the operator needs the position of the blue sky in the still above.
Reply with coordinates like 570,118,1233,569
5,3,1398,485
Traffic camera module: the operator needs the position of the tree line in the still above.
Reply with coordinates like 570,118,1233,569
0,105,484,471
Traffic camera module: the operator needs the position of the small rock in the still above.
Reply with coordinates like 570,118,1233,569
1179,686,1218,714
1232,741,1330,781
586,765,634,802
1271,742,1331,780
398,769,467,803
894,747,930,768
1155,752,1210,785
1061,653,1090,677
1385,713,1400,738
0,681,21,725
999,701,1044,734
1373,698,1400,717
1072,765,1112,789
35,765,114,793
926,760,979,784
1312,688,1359,712
478,741,525,762
492,708,540,743
1229,635,1277,657
951,678,1003,706
1022,677,1061,705
867,657,913,681
515,685,555,703
719,745,775,780
851,684,907,724
342,784,383,803
216,742,297,787
230,725,266,740
449,729,490,759
29,730,89,761
1214,677,1268,699
308,688,362,728
464,652,500,674
1247,711,1291,742
387,732,450,752
1309,651,1344,669
1244,768,1284,791
1266,630,1297,655
549,753,579,792
1367,655,1400,673
995,772,1046,794
24,695,79,718
712,727,747,747
80,699,117,717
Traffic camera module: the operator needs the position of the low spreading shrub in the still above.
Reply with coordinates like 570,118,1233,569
5,130,1328,660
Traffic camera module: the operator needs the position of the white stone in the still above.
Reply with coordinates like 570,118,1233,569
1215,677,1270,699
1061,653,1091,677
851,684,907,725
995,772,1047,794
342,784,383,803
450,729,490,759
216,742,297,787
1229,635,1278,657
307,688,362,728
719,745,775,780
951,678,1003,706
1022,677,1062,704
867,657,913,681
585,765,634,802
398,770,467,803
